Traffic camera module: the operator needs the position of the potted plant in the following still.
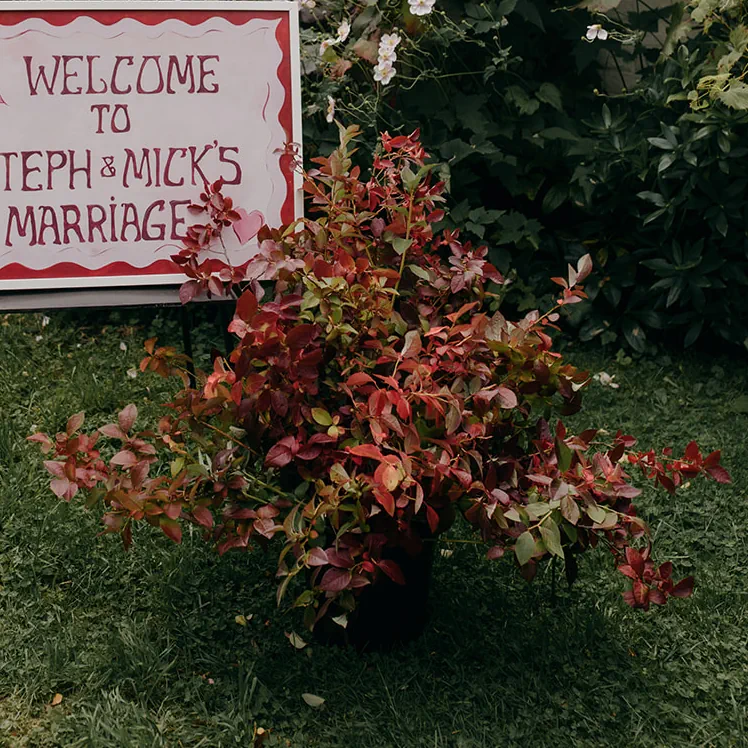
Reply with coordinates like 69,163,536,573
30,125,731,650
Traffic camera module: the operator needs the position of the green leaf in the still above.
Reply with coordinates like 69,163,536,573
537,82,563,112
515,530,536,566
408,264,431,281
648,137,675,150
684,320,703,347
637,191,666,208
542,184,568,214
623,318,647,352
525,503,552,520
556,437,573,472
586,504,607,524
540,522,563,558
392,237,413,256
718,82,748,110
602,104,612,129
659,153,676,173
312,408,333,426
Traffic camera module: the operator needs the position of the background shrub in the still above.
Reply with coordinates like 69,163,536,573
300,0,748,352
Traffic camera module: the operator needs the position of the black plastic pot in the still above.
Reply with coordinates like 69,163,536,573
313,533,437,652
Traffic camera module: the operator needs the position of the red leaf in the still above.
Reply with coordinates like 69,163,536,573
236,289,258,321
162,502,181,520
377,559,405,585
66,412,85,436
265,437,297,468
118,404,138,433
50,478,72,499
98,423,127,440
319,568,351,592
374,488,395,516
670,576,694,598
131,460,150,488
27,433,53,453
684,440,701,463
649,588,667,606
657,473,676,494
426,505,439,534
703,450,722,469
160,517,182,544
110,450,138,467
306,548,329,567
575,253,593,284
43,460,65,478
346,372,375,387
179,280,200,305
347,444,384,461
486,545,505,560
285,324,317,350
192,505,214,529
707,466,732,484
326,549,354,568
496,387,518,409
625,547,644,577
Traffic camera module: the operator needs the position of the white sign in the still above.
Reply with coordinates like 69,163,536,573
0,1,302,294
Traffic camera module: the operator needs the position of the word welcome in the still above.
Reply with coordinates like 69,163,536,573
24,54,220,96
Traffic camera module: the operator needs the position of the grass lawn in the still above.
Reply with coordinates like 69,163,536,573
0,308,746,747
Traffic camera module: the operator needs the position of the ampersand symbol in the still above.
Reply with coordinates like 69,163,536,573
101,156,116,178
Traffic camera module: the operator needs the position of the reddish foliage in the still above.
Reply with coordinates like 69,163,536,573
29,125,730,628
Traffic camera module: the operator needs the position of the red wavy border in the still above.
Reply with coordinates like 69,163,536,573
0,9,295,283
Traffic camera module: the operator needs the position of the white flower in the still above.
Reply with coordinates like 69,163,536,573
373,60,396,85
500,17,509,27
325,95,335,123
319,38,336,56
336,20,351,43
378,46,397,64
41,315,50,328
408,0,436,16
126,368,138,379
586,24,609,41
34,334,42,342
119,341,127,352
380,33,402,52
593,372,620,388
300,0,316,8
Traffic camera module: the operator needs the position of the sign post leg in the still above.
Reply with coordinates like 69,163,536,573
180,305,196,388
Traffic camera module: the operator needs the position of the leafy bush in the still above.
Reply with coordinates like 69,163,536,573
30,128,730,639
300,0,748,351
